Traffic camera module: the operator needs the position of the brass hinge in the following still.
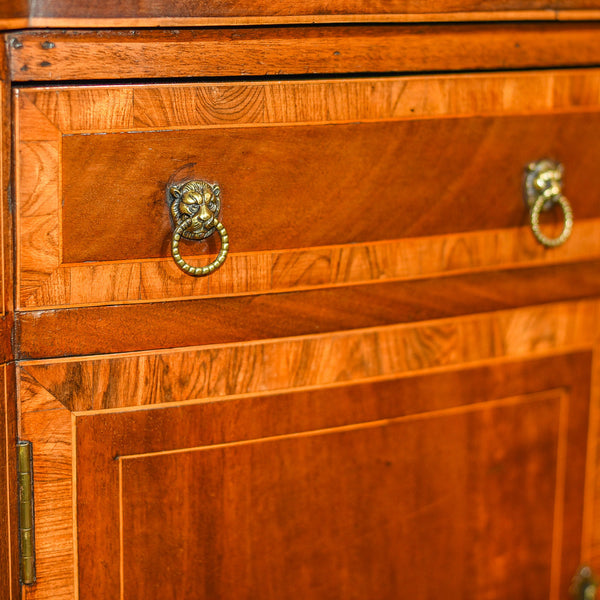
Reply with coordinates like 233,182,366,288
17,441,35,585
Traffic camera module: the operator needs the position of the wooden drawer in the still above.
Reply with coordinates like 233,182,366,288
15,69,600,311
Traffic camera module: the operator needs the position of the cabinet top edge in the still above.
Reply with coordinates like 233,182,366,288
8,21,600,83
3,9,600,29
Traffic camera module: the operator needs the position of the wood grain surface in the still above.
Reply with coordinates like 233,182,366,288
587,349,600,574
15,70,600,309
121,393,564,599
9,23,600,81
6,7,600,600
16,261,600,359
0,56,14,363
71,354,589,600
0,0,26,20
26,0,560,19
558,0,600,5
7,1,600,28
19,299,600,412
0,52,8,319
9,15,600,600
19,372,75,600
58,115,600,263
0,365,18,600
1,2,600,29
0,40,16,600
17,323,599,599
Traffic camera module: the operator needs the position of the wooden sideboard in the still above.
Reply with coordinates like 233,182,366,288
2,3,600,599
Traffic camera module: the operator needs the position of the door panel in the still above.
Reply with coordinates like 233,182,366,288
67,353,590,600
122,395,561,599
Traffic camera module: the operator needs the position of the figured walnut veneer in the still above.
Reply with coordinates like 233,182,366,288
2,0,600,28
14,261,600,359
0,365,17,600
19,349,593,600
9,13,600,600
15,70,600,310
8,24,600,81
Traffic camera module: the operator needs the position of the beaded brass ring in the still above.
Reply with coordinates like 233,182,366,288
171,217,229,277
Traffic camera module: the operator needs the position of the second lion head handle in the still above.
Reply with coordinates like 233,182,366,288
165,165,573,277
524,159,573,248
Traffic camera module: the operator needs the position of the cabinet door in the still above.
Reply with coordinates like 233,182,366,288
19,350,592,600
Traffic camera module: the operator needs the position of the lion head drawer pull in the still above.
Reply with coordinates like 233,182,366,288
524,159,573,248
167,180,229,277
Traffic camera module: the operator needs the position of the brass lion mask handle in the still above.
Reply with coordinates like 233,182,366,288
524,159,573,248
167,180,229,277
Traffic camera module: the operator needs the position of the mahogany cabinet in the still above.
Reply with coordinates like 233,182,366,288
3,3,600,600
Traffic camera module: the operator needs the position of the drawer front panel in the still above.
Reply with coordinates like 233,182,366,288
16,70,600,309
19,299,600,411
59,115,600,263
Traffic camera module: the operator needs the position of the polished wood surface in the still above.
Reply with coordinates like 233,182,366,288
5,1,600,27
0,53,14,364
25,0,560,19
0,42,16,597
19,300,600,411
0,1,598,28
16,70,600,309
15,261,600,359
9,24,600,81
19,374,75,600
6,9,600,600
0,0,27,20
59,116,600,262
16,353,591,598
588,350,600,574
19,69,600,134
69,354,589,600
0,50,9,320
2,0,600,29
17,216,600,310
0,364,18,600
558,0,600,5
17,318,600,599
121,392,565,599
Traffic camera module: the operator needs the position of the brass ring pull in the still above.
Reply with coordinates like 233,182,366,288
171,217,229,276
167,180,229,277
524,159,573,248
530,193,573,248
